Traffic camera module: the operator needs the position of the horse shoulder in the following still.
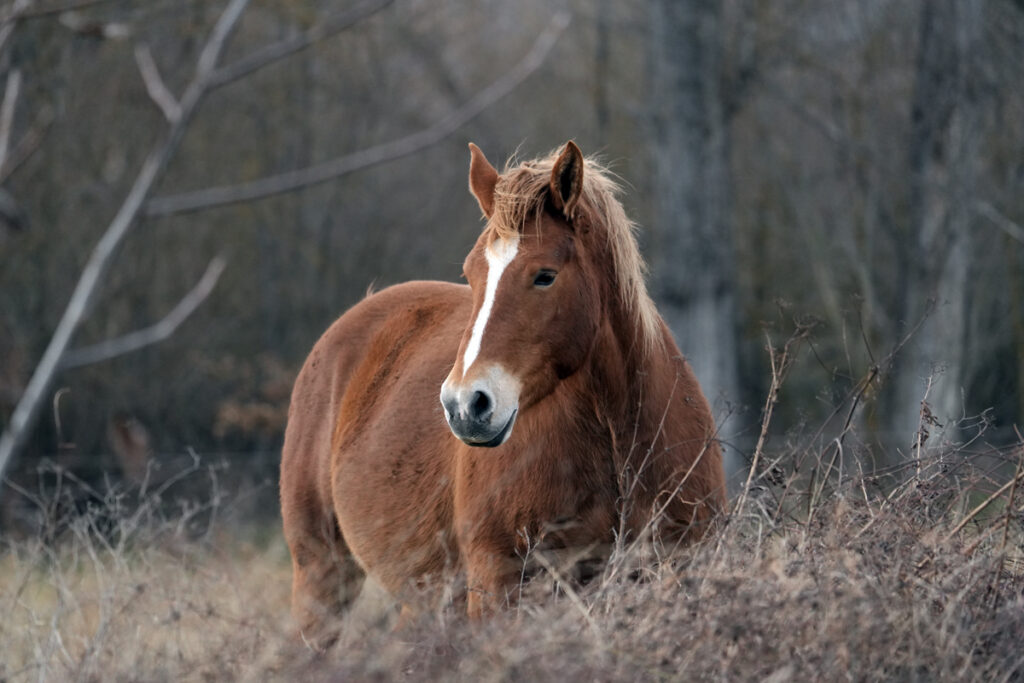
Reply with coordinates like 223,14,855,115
281,281,469,536
636,322,728,529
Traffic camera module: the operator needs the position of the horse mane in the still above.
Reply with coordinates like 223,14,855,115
484,148,662,355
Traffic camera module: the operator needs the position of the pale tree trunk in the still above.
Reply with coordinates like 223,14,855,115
647,1,741,478
889,0,981,448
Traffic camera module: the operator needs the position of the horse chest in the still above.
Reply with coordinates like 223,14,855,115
453,427,619,551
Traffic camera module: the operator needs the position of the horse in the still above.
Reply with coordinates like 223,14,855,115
279,141,726,646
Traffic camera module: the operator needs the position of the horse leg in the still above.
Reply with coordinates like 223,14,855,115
286,512,364,650
464,548,520,619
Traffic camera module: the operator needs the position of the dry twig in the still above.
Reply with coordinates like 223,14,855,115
734,322,813,517
59,257,227,369
945,467,1024,542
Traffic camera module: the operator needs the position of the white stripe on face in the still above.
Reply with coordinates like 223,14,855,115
462,236,519,376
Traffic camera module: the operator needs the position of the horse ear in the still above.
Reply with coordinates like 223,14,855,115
549,140,584,220
468,142,499,219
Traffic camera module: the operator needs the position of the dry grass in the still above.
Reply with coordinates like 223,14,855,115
2,422,1023,681
0,474,296,681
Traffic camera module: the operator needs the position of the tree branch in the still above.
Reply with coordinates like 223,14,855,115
3,0,115,22
0,104,53,184
60,257,226,369
976,200,1024,245
206,0,395,91
0,68,22,168
192,0,249,80
134,44,180,123
0,0,34,54
145,11,571,218
0,0,251,494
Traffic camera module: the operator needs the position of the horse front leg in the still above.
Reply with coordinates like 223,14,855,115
464,544,523,618
284,512,364,651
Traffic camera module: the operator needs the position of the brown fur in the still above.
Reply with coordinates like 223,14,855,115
280,142,726,646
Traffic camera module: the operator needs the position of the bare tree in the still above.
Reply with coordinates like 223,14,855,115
0,0,255,492
0,2,568,496
646,1,742,475
144,12,568,217
887,0,983,445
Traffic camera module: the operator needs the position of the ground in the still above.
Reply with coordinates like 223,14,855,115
1,444,1022,682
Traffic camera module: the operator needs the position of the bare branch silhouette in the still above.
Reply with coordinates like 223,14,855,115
0,0,252,494
134,44,180,123
0,0,33,54
0,5,570,493
0,68,22,167
145,11,571,218
976,200,1024,245
60,257,227,370
205,0,396,91
3,0,116,22
0,104,52,184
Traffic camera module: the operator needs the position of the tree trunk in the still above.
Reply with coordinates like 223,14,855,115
888,0,981,448
647,1,741,477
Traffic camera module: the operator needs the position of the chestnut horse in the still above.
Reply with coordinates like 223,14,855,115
280,141,726,645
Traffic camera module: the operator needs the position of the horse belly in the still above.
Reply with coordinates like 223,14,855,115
327,284,467,599
332,427,458,597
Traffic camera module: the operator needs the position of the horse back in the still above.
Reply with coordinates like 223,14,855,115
279,281,469,557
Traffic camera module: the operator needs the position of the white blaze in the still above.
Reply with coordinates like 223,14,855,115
463,236,519,376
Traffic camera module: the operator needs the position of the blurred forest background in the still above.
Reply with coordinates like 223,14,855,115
1,0,1023,521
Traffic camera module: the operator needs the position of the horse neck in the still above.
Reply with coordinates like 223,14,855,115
564,222,664,433
578,288,660,431
583,217,656,400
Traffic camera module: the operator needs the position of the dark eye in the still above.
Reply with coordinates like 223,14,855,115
533,270,557,288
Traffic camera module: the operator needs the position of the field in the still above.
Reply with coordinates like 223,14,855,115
2,439,1023,682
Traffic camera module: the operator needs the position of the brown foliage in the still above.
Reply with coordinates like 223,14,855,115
2,431,1021,681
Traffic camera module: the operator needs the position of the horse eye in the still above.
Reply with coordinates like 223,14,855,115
533,270,557,288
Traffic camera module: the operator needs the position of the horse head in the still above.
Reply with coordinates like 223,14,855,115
440,141,603,447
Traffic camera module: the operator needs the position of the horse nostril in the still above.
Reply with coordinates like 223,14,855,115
469,390,492,421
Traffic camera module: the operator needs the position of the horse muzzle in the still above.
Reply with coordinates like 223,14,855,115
440,365,521,448
446,406,517,448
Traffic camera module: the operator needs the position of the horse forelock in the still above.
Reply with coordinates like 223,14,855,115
482,149,662,356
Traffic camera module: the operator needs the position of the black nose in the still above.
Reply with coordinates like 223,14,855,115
469,390,493,422
441,388,501,444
